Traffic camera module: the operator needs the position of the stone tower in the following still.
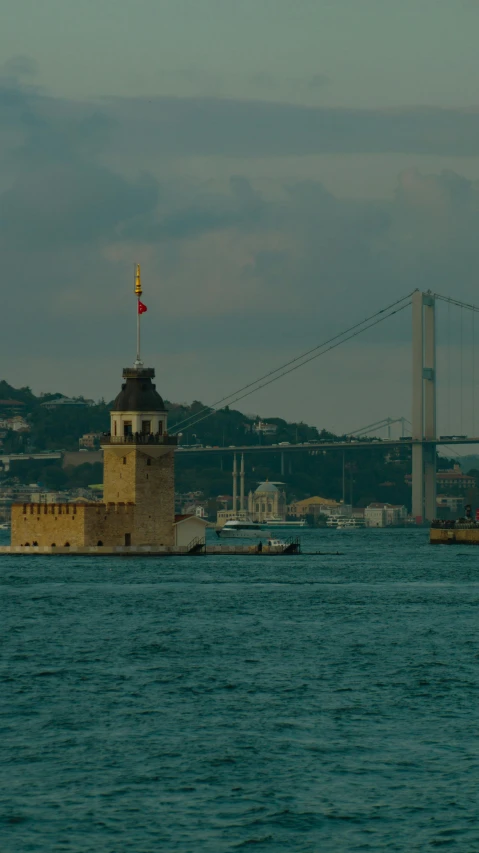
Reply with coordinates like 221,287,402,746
100,366,177,545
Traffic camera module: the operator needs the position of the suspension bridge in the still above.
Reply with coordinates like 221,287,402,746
170,289,479,523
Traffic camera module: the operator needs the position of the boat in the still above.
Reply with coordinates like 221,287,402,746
335,517,366,529
0,522,11,531
217,519,265,538
262,516,307,529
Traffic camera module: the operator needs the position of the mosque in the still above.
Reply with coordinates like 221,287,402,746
10,267,208,552
247,480,286,522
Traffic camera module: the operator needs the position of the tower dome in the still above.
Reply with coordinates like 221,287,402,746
109,367,169,440
112,367,166,413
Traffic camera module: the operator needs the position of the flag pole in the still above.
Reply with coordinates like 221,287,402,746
134,263,142,367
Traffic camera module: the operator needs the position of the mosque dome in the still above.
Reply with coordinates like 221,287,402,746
254,481,280,494
112,367,166,413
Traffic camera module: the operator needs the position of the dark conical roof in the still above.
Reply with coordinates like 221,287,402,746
112,367,166,413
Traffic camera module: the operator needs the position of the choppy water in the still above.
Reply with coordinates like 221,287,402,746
2,528,479,852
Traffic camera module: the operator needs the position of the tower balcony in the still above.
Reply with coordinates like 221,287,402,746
100,433,178,447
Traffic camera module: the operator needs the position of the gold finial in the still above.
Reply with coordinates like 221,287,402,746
134,263,142,296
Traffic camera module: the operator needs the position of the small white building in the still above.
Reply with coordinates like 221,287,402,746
30,491,68,505
365,503,407,527
79,433,101,449
173,514,209,547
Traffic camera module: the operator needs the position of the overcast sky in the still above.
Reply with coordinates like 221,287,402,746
2,0,479,434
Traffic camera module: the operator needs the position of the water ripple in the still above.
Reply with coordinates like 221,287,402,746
1,529,479,851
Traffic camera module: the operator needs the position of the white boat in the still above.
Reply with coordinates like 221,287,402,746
265,537,287,550
335,517,366,529
262,516,307,529
0,522,11,531
217,519,265,538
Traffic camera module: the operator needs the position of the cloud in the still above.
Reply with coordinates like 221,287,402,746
4,74,479,164
2,73,479,430
304,73,331,90
3,55,38,78
99,96,479,159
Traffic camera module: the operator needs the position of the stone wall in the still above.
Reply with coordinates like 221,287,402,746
11,502,87,547
134,450,175,545
103,447,137,504
83,503,135,546
11,502,136,548
103,446,175,545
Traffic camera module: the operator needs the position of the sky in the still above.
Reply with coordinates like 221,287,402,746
2,0,479,433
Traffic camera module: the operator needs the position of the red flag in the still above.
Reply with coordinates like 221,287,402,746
138,300,148,314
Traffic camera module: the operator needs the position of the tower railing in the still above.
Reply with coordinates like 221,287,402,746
100,433,178,446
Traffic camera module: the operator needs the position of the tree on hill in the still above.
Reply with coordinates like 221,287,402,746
0,380,37,406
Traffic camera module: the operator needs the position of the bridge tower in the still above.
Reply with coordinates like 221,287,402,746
411,290,437,523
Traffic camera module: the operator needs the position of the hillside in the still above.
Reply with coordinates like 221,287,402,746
0,378,460,509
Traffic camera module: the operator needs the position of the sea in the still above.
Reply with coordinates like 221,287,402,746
2,527,479,852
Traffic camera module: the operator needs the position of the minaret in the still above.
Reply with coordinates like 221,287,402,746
232,453,237,516
100,265,177,545
240,453,245,513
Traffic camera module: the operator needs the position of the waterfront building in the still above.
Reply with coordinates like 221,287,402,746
287,496,352,520
365,503,407,527
10,267,208,550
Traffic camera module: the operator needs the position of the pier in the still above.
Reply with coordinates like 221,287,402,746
0,539,302,557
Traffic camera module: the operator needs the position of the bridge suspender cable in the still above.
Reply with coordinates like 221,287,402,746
435,290,479,439
171,290,415,433
171,293,414,435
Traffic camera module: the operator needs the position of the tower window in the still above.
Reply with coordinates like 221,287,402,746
122,457,127,465
147,458,151,466
158,422,163,436
124,421,132,437
142,420,151,434
114,421,117,436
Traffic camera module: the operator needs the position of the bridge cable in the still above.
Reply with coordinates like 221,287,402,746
433,292,479,313
170,291,415,434
174,300,412,435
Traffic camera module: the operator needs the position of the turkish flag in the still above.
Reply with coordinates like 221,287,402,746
138,300,148,314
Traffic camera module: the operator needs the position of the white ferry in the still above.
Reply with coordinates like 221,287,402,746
334,517,366,529
217,519,265,539
262,516,306,529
